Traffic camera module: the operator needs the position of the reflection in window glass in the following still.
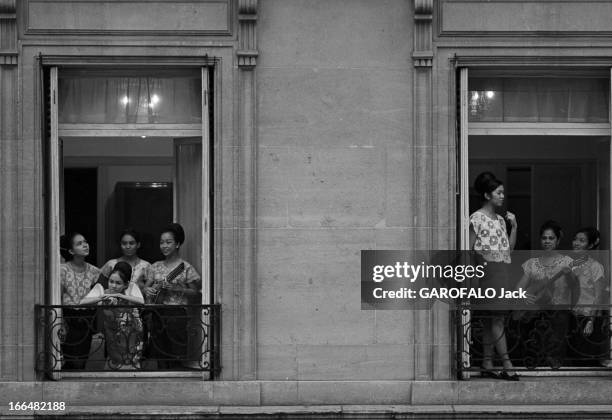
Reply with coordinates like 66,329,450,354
59,71,202,124
468,78,609,123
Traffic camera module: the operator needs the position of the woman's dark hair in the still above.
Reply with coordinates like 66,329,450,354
474,172,503,201
119,228,141,244
60,232,83,261
539,220,563,240
111,261,132,284
575,226,601,249
161,222,185,245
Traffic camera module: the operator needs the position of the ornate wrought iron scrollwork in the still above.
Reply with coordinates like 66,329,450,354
35,304,220,376
456,303,612,376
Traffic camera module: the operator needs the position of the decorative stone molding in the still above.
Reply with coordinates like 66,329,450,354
237,0,258,68
0,0,17,62
412,0,434,379
235,0,258,380
0,0,15,13
24,0,232,36
0,55,17,65
412,0,433,67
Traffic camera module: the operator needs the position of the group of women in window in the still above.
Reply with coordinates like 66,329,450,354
470,172,609,380
59,222,201,370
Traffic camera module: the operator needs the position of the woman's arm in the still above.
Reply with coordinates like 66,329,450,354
516,273,530,290
594,274,607,309
469,223,476,250
506,211,518,250
565,270,581,308
142,266,160,298
515,267,536,304
80,284,105,305
115,294,144,304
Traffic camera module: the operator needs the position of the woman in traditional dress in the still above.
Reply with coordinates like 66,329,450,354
144,223,201,368
516,220,579,369
60,232,101,369
469,172,519,380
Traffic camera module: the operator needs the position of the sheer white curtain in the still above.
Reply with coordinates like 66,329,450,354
174,138,202,277
59,75,202,124
469,77,609,123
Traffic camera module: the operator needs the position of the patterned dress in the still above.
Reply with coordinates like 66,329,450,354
144,260,201,364
61,262,101,305
146,260,201,305
573,257,605,316
469,210,511,263
83,283,145,369
521,255,573,305
470,210,512,308
60,262,101,369
521,254,575,367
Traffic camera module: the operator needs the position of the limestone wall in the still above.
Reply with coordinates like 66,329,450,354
255,0,451,381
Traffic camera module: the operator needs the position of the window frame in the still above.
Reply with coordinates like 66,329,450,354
46,63,212,378
458,65,612,378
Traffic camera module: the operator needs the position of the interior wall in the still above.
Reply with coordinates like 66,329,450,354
63,138,173,264
469,136,610,250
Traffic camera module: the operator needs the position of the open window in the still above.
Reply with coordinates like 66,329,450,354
43,65,213,376
458,67,612,377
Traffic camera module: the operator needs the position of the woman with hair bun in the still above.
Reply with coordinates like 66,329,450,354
469,172,519,380
59,232,101,369
144,223,201,368
81,261,145,369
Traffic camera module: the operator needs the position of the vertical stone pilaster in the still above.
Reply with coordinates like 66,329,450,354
412,0,435,381
235,0,258,380
0,0,19,380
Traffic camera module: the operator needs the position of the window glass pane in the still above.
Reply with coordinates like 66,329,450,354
468,77,609,123
59,70,202,124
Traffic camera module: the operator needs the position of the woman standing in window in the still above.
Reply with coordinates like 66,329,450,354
470,172,519,380
144,223,201,369
98,229,150,293
60,232,101,369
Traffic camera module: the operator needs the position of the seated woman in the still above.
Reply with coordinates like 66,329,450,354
81,262,145,369
144,223,201,369
98,229,150,292
568,227,609,365
515,220,580,368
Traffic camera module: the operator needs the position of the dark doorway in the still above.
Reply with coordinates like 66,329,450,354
64,168,98,265
111,182,173,264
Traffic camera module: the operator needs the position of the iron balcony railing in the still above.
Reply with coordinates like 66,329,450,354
456,303,612,377
35,304,220,376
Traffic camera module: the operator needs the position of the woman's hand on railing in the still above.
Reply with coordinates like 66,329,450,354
583,318,594,336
